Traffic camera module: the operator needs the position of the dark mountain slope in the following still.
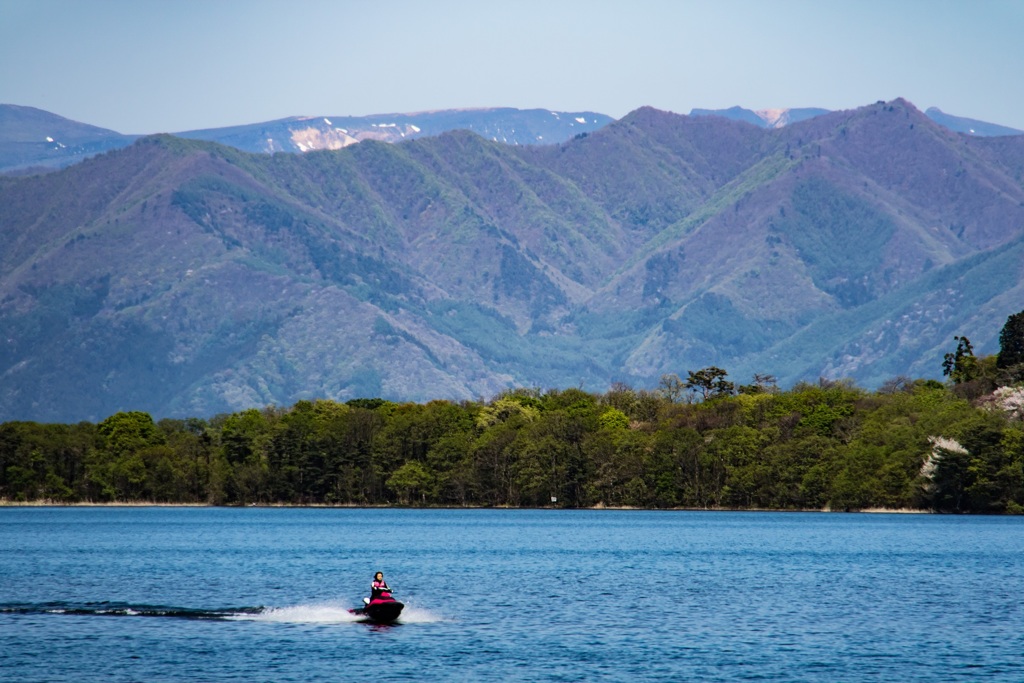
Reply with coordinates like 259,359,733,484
785,100,1024,250
570,102,1024,383
969,134,1024,188
766,235,1024,385
402,132,625,292
248,133,619,327
1,138,511,420
519,108,772,240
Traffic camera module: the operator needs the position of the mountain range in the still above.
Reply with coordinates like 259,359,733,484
3,102,1022,176
689,104,1024,138
2,97,1024,423
0,105,613,174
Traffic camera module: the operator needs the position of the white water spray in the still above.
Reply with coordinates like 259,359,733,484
236,601,443,624
239,602,359,623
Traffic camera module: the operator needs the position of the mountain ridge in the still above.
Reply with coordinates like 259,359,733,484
692,103,1024,138
3,101,1021,176
0,106,613,174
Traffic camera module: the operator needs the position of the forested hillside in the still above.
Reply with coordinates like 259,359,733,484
2,369,1022,512
2,99,1024,423
4,312,1024,511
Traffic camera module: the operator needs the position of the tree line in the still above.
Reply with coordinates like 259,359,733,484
3,313,1023,513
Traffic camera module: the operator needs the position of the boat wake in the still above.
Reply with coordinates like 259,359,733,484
0,601,264,620
1,601,443,624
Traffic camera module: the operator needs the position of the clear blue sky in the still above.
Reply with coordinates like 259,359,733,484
2,0,1022,134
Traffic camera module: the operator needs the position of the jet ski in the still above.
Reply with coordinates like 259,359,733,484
349,590,404,624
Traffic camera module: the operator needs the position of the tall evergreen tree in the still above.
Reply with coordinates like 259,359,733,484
942,336,978,384
997,310,1024,369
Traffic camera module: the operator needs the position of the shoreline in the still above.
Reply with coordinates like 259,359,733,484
0,499,934,513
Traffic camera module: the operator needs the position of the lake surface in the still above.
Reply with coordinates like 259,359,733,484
1,508,1023,682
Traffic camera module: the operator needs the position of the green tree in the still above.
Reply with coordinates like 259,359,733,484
372,400,473,502
686,367,735,401
588,429,655,507
710,425,771,507
159,418,214,502
476,397,539,428
738,373,778,395
598,408,629,431
427,431,478,505
269,400,323,503
0,422,93,502
387,461,433,504
305,400,367,504
88,412,165,501
657,374,685,403
942,336,978,384
217,408,276,504
997,309,1024,377
471,420,521,506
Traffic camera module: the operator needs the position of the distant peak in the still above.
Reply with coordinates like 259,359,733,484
755,109,788,127
689,106,830,129
923,105,1024,137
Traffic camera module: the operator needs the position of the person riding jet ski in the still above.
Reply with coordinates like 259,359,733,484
369,572,391,602
351,571,404,623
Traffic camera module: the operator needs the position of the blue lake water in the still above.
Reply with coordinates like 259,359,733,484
1,507,1023,682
